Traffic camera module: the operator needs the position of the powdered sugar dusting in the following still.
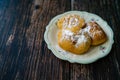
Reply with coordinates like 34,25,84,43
87,25,103,37
61,29,88,47
91,30,103,37
80,25,103,38
61,30,74,41
63,15,79,28
83,26,91,33
78,26,91,36
75,34,87,47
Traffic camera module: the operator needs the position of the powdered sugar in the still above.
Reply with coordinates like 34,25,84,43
79,25,103,38
63,15,79,28
75,34,87,47
61,29,88,48
83,26,91,33
91,30,103,37
86,25,103,38
61,30,74,40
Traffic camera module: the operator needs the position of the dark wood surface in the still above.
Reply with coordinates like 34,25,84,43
0,0,120,80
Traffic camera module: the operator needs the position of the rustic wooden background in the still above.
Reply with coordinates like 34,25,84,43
0,0,120,80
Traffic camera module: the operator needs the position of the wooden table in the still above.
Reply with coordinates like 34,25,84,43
0,0,120,80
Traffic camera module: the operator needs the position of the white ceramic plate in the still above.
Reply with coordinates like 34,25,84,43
44,11,114,64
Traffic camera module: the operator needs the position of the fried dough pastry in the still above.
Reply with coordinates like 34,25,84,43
86,22,107,45
57,14,85,33
57,30,91,54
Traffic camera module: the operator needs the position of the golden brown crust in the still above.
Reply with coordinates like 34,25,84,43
57,14,85,33
57,30,91,54
57,30,74,52
71,33,91,54
87,22,107,45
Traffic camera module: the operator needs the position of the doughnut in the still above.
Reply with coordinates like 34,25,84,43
57,14,85,33
85,22,107,45
57,30,91,54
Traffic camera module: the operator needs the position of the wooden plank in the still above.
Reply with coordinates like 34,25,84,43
0,0,120,80
72,0,120,80
0,0,71,80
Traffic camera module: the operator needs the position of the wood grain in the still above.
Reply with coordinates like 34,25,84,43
0,0,120,80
